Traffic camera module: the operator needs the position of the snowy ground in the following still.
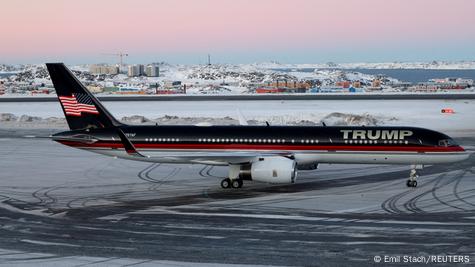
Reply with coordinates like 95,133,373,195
0,97,474,266
0,99,474,137
0,249,272,267
0,137,474,266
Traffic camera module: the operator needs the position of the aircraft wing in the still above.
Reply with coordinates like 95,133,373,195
117,127,292,164
136,151,292,165
158,151,292,164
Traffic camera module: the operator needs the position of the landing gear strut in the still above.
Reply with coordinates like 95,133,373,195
406,168,419,188
221,178,243,189
222,164,244,189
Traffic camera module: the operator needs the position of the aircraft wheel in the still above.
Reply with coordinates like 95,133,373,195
406,180,417,188
231,179,242,189
221,178,231,189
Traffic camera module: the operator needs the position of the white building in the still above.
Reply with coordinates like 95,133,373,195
127,64,145,77
456,78,474,86
89,64,119,75
145,65,160,77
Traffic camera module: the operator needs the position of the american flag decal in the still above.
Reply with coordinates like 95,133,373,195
58,94,99,116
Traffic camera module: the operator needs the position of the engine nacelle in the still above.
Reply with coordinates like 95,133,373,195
239,157,297,184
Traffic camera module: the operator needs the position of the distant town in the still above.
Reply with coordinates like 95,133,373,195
0,61,474,96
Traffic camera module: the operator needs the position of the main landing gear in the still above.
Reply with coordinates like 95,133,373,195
221,178,243,189
406,168,419,188
221,164,244,189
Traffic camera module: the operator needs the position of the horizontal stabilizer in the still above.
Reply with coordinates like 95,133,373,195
117,128,146,158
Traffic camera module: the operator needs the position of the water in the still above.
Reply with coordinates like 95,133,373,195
274,68,475,83
345,69,475,83
0,73,15,78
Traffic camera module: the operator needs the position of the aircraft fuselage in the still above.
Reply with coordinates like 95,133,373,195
53,125,468,166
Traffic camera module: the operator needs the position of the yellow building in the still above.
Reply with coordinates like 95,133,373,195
86,85,104,93
265,80,311,89
372,79,381,88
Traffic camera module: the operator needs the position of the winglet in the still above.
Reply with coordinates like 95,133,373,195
117,128,147,157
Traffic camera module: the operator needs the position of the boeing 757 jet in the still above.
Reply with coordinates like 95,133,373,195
46,63,469,189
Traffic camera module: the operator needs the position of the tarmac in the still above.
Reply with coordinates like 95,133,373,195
0,131,474,266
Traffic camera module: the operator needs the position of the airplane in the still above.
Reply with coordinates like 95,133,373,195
46,63,469,189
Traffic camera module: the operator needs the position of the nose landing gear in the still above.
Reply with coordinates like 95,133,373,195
406,168,419,188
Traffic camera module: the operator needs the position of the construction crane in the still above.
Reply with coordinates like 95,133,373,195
102,52,129,71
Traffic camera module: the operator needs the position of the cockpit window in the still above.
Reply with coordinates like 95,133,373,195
438,139,457,147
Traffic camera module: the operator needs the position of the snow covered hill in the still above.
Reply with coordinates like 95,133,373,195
1,61,474,96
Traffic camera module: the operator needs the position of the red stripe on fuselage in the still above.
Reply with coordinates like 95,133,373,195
56,141,465,153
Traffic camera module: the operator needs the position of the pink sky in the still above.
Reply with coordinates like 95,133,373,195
1,0,475,63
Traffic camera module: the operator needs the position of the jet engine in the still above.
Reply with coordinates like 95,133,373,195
239,157,297,184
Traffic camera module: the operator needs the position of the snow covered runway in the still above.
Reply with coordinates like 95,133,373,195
0,96,474,265
0,134,474,266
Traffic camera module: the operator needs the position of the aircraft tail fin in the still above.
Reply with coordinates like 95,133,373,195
46,63,123,130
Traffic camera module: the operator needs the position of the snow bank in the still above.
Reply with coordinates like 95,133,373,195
321,112,382,126
0,112,384,129
0,113,67,128
0,98,473,137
